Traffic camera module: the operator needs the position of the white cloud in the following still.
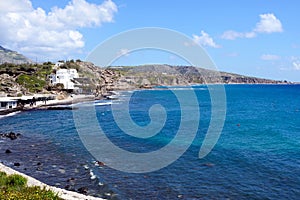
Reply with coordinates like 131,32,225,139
221,13,283,40
50,0,117,28
276,56,300,71
0,0,33,12
221,30,256,40
254,13,283,33
279,56,300,71
292,61,300,70
221,31,241,40
192,31,221,48
117,48,130,57
0,0,118,60
261,54,281,61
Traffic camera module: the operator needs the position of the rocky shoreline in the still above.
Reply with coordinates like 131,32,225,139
0,162,105,200
0,94,119,199
0,129,117,199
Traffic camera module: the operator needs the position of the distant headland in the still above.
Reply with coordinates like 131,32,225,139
0,45,294,114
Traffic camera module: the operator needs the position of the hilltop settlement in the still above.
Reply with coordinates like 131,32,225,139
0,45,291,114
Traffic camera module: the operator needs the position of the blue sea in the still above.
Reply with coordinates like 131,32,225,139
0,84,299,199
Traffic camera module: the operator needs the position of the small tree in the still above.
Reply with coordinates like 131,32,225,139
55,83,64,90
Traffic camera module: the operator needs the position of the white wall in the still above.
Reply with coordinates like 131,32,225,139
50,69,79,90
0,100,17,110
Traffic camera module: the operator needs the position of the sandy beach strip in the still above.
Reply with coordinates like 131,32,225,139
0,162,105,200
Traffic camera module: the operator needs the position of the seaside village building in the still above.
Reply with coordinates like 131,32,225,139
0,95,56,112
49,69,79,90
0,98,17,111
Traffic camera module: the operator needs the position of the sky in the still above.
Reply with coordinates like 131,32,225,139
0,0,300,81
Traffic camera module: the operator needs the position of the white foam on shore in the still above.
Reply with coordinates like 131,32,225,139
94,101,112,106
0,111,21,119
72,101,113,108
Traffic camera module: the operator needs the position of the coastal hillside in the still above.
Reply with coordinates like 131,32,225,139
0,60,120,97
0,46,32,64
0,59,290,97
63,63,290,92
109,65,289,90
0,62,53,96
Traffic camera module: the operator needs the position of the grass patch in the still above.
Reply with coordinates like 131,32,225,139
16,74,46,93
0,172,63,200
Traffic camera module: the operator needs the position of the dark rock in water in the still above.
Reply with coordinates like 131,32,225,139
0,132,21,140
65,184,71,190
65,185,76,191
8,132,18,140
95,161,105,166
78,186,89,194
67,177,76,186
0,130,110,198
67,177,75,182
5,149,12,153
36,167,43,171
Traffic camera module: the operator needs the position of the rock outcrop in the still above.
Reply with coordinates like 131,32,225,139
0,132,21,140
0,73,25,95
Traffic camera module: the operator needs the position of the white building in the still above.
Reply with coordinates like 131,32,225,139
54,61,65,68
49,69,79,90
0,98,18,110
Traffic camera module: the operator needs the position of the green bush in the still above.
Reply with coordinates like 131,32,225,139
16,74,46,92
5,174,27,187
0,172,62,200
